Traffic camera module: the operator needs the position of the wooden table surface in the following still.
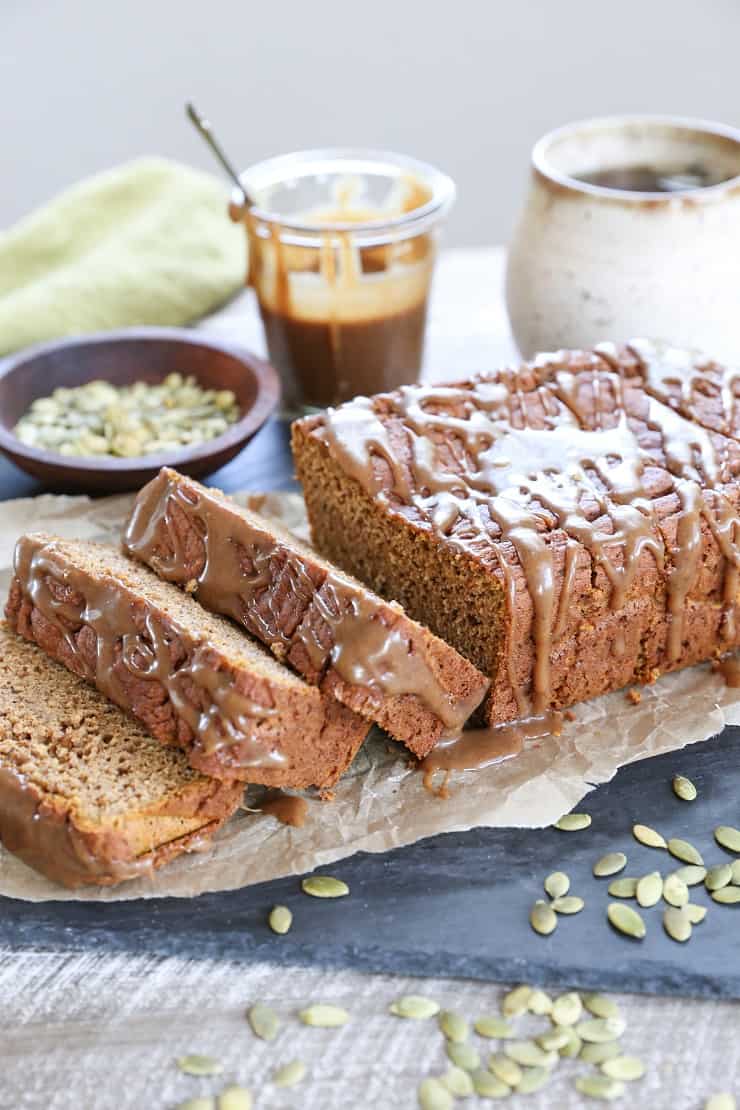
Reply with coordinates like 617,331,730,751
1,249,738,1110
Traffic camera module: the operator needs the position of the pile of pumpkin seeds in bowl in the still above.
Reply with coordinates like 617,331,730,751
13,374,239,458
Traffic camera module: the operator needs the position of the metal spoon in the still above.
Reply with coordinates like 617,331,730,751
185,101,255,207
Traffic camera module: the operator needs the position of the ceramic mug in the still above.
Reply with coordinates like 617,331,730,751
505,116,740,362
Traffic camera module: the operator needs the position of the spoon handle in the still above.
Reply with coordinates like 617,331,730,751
185,101,253,206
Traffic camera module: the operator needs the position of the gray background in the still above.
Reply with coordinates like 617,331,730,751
2,0,740,245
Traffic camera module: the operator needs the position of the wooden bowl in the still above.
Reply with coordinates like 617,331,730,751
0,328,280,493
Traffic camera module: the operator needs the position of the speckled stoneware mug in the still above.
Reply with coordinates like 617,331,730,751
505,116,740,362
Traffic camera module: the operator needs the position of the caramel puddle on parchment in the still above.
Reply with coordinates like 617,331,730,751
259,792,309,827
420,711,563,799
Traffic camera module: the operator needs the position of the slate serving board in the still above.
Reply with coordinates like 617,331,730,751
2,724,739,1000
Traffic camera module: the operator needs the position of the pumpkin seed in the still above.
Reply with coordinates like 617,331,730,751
544,871,570,898
301,875,349,898
502,985,533,1016
273,1061,306,1088
418,1077,454,1110
686,903,708,924
608,901,646,938
731,859,740,884
551,991,583,1026
472,1069,510,1098
390,995,440,1020
593,852,627,877
558,1028,583,1058
632,823,666,849
504,1041,557,1068
268,905,293,935
176,1054,223,1077
704,1096,737,1110
218,1088,252,1110
576,1017,626,1043
438,1010,469,1043
582,994,620,1020
706,864,733,891
530,900,557,935
475,1015,514,1039
663,874,689,907
672,774,697,801
608,876,638,898
663,906,692,943
441,1066,474,1097
516,1066,550,1093
673,864,707,886
711,886,740,904
536,1028,571,1052
715,825,740,853
551,895,585,914
555,812,591,831
488,1052,522,1086
447,1041,481,1071
298,1004,349,1027
527,988,552,1015
636,871,663,908
667,837,704,865
178,1100,215,1110
247,1002,280,1041
580,1041,622,1064
575,1075,626,1100
601,1055,646,1081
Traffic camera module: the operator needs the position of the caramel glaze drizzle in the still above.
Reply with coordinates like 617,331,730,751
124,470,486,734
13,536,285,767
311,347,740,724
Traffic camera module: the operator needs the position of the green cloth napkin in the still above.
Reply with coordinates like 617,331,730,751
0,157,246,355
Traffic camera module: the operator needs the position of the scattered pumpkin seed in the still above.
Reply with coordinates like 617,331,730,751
488,1052,522,1086
663,906,692,943
706,864,733,891
711,886,740,904
298,1004,349,1027
705,1096,737,1110
530,900,557,935
551,991,583,1026
601,1055,646,1081
686,903,708,924
672,774,697,801
544,871,570,898
301,875,349,898
176,1054,223,1077
673,864,707,886
447,1041,481,1071
247,1002,280,1041
580,1041,622,1065
551,895,585,915
555,812,591,831
504,1041,557,1068
438,1010,469,1043
576,1017,626,1043
731,859,740,884
502,985,532,1016
178,1100,215,1110
558,1028,583,1058
441,1066,474,1097
475,1015,514,1039
273,1061,306,1089
667,837,704,865
575,1075,626,1101
516,1066,550,1093
268,905,293,935
663,873,689,907
632,823,666,849
536,1027,571,1052
636,871,663,908
218,1088,252,1110
390,995,440,1020
472,1069,510,1098
418,1077,454,1110
527,988,552,1015
593,852,627,877
715,825,740,853
582,994,620,1020
608,901,646,938
608,876,639,898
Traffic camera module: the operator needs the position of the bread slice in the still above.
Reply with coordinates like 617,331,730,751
123,468,489,758
291,346,740,725
5,536,369,788
0,622,242,888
